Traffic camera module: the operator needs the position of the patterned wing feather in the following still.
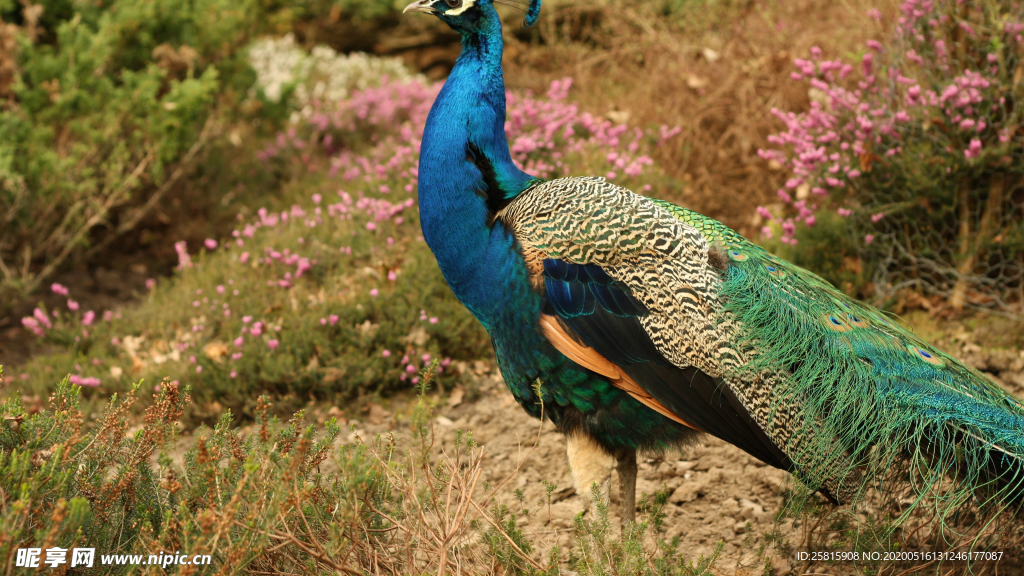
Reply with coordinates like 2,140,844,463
501,176,1024,511
540,259,799,473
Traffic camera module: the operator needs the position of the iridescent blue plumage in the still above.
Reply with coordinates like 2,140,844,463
410,0,694,458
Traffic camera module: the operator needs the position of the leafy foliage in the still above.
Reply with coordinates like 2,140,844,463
0,0,267,308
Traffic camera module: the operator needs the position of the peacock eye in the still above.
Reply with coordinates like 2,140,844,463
444,0,461,7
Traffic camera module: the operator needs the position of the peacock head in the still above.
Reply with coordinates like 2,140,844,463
403,0,540,33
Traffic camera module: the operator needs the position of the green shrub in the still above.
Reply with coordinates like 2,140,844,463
0,0,268,309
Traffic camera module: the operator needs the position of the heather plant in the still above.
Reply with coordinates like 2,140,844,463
758,0,1024,314
0,365,724,574
15,67,678,416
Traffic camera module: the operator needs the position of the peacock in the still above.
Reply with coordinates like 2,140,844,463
402,0,1024,533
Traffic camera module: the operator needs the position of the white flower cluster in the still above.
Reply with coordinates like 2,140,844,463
247,34,422,120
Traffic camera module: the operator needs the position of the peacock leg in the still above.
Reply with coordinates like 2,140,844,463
566,433,614,518
615,449,637,525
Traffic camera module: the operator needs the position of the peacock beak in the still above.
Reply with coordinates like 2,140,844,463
403,0,436,14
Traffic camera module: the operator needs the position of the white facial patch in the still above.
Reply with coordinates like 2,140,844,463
445,0,476,17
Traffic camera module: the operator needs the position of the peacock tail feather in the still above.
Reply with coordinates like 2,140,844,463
654,197,1024,520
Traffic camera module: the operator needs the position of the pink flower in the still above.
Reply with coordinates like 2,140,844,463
369,288,379,297
251,322,263,337
34,308,52,329
312,193,322,204
21,317,44,337
964,138,982,158
242,315,252,324
268,339,279,350
51,283,69,296
382,349,392,357
217,285,225,294
205,239,218,250
865,234,875,245
146,278,156,290
82,311,95,326
175,241,192,269
196,365,203,374
388,270,397,281
429,317,438,324
234,336,244,347
240,252,250,264
69,374,101,387
230,371,237,378
232,352,242,360
329,314,339,326
67,299,79,311
406,364,416,373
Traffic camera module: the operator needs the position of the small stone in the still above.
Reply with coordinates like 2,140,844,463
675,460,696,474
669,476,708,503
733,521,747,534
547,502,579,529
367,403,385,425
738,503,765,521
771,556,791,574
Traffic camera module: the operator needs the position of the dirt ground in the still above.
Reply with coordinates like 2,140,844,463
310,325,1024,575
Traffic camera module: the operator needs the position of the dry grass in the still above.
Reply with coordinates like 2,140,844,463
503,0,899,232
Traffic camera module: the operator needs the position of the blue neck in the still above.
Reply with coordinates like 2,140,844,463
418,12,539,326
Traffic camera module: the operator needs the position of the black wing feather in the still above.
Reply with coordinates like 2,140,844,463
542,258,793,473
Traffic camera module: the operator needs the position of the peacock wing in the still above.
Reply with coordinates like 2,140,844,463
499,176,863,502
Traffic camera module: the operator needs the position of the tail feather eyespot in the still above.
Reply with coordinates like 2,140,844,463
907,344,944,366
823,313,853,332
846,313,870,328
727,249,748,262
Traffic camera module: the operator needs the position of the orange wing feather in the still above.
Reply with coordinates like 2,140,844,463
539,314,703,432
